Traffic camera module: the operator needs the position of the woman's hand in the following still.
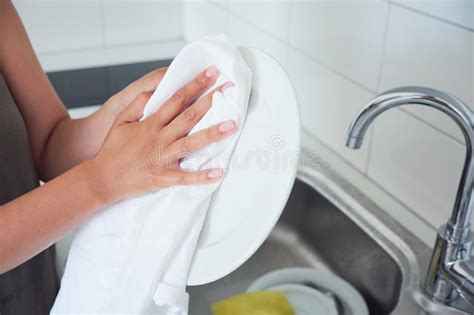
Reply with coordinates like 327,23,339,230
31,67,169,180
84,67,169,151
86,65,236,204
101,67,168,117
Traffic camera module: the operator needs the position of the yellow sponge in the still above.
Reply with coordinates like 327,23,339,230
211,291,295,315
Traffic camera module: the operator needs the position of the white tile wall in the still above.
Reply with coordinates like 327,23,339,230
380,5,474,142
287,48,373,172
38,41,185,72
183,2,288,66
288,0,389,91
228,1,290,41
183,1,229,40
11,0,474,243
14,1,103,53
227,15,288,66
183,0,474,240
209,0,229,10
102,1,182,46
13,0,186,71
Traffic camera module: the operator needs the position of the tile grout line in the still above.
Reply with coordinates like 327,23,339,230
365,2,393,175
38,38,185,57
99,0,107,49
398,108,465,146
375,3,392,94
391,2,474,33
364,125,375,175
283,0,293,69
179,0,187,42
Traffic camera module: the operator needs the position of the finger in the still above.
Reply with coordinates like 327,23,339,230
115,91,152,125
165,120,236,160
143,67,168,79
163,81,235,142
148,65,220,126
120,68,168,105
140,67,167,90
161,168,224,187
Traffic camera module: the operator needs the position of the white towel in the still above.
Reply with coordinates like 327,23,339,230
51,34,252,314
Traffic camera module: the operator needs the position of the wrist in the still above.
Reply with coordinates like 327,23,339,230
79,157,118,208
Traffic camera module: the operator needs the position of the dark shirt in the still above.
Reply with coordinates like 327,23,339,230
0,74,58,315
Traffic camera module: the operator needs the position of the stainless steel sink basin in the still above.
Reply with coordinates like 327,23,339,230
188,149,439,315
188,178,403,314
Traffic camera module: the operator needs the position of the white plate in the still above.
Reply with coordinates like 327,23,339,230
247,268,369,315
187,47,300,285
268,284,339,315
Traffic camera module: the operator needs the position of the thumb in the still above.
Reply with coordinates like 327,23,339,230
115,91,152,125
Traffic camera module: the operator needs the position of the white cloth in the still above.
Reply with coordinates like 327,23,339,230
51,34,252,314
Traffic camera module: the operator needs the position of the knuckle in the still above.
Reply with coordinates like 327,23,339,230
153,68,164,76
183,108,196,121
172,90,183,103
137,91,152,103
205,128,215,141
179,138,192,154
178,175,187,184
196,74,207,87
161,126,175,141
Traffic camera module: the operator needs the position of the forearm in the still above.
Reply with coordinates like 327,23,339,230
0,160,109,274
0,2,118,181
39,104,116,180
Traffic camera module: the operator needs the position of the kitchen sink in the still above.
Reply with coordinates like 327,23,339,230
188,153,435,314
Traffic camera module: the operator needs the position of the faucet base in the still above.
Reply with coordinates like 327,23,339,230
414,290,472,315
423,226,474,312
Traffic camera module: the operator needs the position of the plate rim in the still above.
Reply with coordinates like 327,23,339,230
187,46,301,285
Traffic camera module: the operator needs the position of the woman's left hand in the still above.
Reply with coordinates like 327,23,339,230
102,67,168,118
39,67,169,180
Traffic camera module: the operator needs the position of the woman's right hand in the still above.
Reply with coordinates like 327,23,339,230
85,65,236,204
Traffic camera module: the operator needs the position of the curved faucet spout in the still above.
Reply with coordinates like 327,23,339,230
346,86,474,244
346,86,474,312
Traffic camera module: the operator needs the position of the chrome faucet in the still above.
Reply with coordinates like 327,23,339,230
346,86,474,313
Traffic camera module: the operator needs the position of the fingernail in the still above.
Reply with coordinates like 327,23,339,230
221,81,236,92
218,120,235,133
205,65,219,78
208,169,223,179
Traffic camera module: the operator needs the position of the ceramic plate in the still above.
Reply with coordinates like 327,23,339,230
247,267,369,315
187,47,300,285
267,284,339,315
